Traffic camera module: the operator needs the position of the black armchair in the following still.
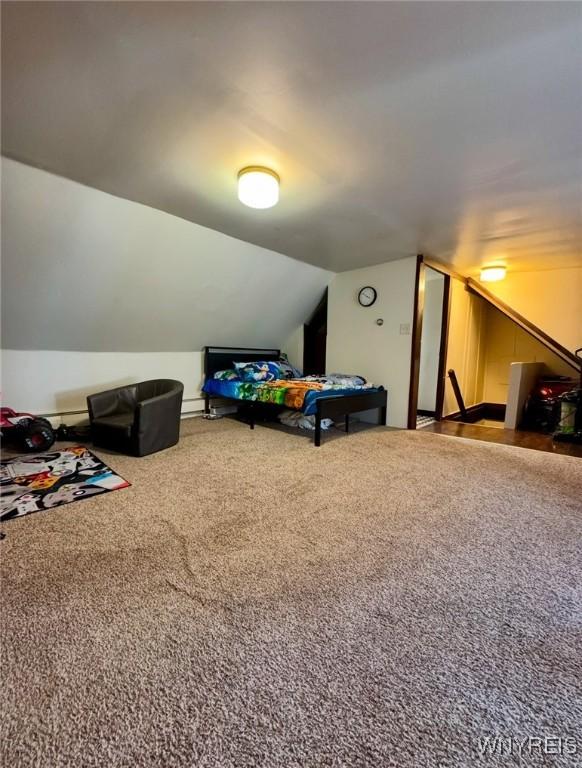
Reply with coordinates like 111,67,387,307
87,379,184,457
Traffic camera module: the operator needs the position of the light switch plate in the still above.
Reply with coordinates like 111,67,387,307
399,323,411,335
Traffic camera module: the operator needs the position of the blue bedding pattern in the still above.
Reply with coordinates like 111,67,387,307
203,377,381,416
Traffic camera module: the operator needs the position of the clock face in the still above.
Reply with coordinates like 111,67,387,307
358,286,377,307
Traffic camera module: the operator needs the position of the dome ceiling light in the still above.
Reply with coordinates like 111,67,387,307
480,266,507,282
237,167,279,209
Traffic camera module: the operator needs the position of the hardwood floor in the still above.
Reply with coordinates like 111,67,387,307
421,420,582,458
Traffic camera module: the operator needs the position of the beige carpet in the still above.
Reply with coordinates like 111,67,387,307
1,418,581,767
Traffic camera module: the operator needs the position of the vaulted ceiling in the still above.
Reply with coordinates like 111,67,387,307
2,1,581,273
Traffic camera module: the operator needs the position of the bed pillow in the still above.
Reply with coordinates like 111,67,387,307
276,357,302,379
234,361,281,382
302,373,368,387
213,369,240,381
325,373,368,387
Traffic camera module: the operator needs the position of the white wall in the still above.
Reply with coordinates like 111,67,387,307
1,158,332,415
481,303,576,404
483,267,582,354
326,256,417,428
418,270,445,412
282,326,304,374
1,344,312,423
2,158,332,352
1,351,205,422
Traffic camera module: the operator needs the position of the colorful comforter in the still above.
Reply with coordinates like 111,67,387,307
203,376,380,416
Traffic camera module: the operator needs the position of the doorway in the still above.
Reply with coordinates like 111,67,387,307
408,257,451,429
417,268,448,427
410,259,580,455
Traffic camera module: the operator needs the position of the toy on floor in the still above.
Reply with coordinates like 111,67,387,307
0,407,55,452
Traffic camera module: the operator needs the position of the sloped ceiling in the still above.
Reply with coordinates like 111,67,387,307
2,1,581,274
1,158,331,352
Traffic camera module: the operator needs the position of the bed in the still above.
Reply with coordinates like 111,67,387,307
202,346,387,446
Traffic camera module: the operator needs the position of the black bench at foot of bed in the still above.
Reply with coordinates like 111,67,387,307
202,346,388,446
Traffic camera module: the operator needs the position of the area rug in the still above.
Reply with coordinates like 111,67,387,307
0,446,130,522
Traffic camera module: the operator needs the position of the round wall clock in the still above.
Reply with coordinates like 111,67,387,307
358,286,377,307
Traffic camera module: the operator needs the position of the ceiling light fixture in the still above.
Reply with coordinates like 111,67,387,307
237,167,279,209
480,266,507,282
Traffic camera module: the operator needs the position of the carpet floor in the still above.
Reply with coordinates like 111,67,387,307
1,418,581,767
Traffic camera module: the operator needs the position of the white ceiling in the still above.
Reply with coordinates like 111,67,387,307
2,1,581,274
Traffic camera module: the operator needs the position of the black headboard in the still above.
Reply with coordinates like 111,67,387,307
203,346,281,380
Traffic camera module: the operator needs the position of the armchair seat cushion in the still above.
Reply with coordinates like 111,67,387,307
92,413,134,437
